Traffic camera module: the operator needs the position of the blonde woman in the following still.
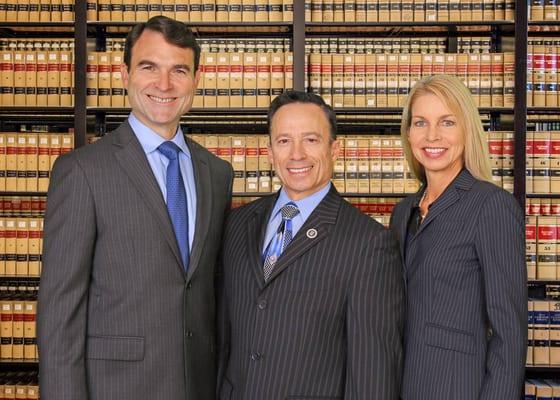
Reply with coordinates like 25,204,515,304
390,75,526,400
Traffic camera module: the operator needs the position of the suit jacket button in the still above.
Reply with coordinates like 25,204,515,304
250,352,261,361
257,300,267,310
187,282,192,289
187,331,193,338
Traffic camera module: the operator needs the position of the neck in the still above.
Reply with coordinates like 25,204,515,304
424,168,462,202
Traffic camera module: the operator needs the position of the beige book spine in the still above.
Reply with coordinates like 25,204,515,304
12,298,24,359
256,52,271,108
533,131,551,194
229,53,243,107
27,218,40,277
0,218,5,276
413,0,425,20
245,136,259,193
479,53,492,107
217,135,232,165
366,0,378,21
356,0,367,20
0,133,5,191
460,0,472,20
86,52,98,107
242,0,255,21
502,131,514,193
467,53,481,107
24,49,37,106
333,0,344,21
16,134,27,192
110,0,123,21
472,0,483,20
175,2,189,21
1,300,13,358
527,131,535,194
551,131,560,194
97,52,111,108
4,219,16,276
203,52,217,108
23,299,37,359
110,51,124,108
282,0,293,21
344,0,356,21
354,54,366,107
537,216,557,280
5,133,17,191
148,0,162,19
392,137,404,193
357,138,369,193
531,0,545,20
37,133,50,192
136,0,149,20
161,0,175,18
59,49,72,106
487,131,503,187
381,137,393,193
28,0,40,21
503,52,515,108
491,53,504,107
311,0,323,21
16,219,28,276
1,49,14,106
202,0,216,21
243,52,257,108
332,137,345,192
386,54,399,107
526,216,537,281
87,0,97,21
551,300,560,365
389,0,401,21
270,52,284,102
322,0,334,21
13,50,25,106
232,136,246,193
229,0,243,21
284,50,293,90
254,0,268,21
51,0,62,21
345,137,358,193
46,46,60,107
365,53,376,107
98,0,111,21
216,52,230,108
369,136,382,193
398,53,410,107
378,0,389,21
216,0,229,21
257,135,271,192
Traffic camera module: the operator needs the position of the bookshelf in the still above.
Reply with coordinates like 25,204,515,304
2,0,560,394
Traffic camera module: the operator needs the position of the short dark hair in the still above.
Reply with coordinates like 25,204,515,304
124,16,201,73
268,91,337,140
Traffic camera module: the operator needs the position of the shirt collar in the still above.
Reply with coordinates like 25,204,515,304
271,182,331,222
128,112,191,159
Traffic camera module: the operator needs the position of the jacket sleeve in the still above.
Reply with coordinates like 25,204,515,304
476,190,527,400
345,228,405,399
37,152,96,400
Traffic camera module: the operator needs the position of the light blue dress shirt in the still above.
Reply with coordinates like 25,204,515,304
262,182,331,254
128,113,197,251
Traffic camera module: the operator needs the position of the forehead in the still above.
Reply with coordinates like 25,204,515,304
411,92,455,117
131,29,195,64
271,102,330,135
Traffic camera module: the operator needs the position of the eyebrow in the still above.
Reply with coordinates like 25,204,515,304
411,113,456,119
136,60,192,72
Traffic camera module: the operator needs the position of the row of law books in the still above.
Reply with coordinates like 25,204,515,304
188,134,423,194
87,0,294,22
0,296,38,361
0,217,44,278
0,0,73,22
527,38,560,108
0,372,38,400
525,379,560,399
0,131,74,193
306,36,493,55
526,198,560,217
526,131,560,195
526,215,560,281
529,1,560,21
527,299,560,366
305,0,515,23
306,51,515,108
0,197,46,218
0,39,75,108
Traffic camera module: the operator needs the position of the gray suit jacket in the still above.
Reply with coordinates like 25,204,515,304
390,169,527,400
37,121,233,400
218,186,405,400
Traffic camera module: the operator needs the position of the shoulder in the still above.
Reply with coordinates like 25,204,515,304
469,179,523,219
187,137,232,174
227,195,274,223
338,197,388,237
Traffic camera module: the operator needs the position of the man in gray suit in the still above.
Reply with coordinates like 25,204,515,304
217,91,405,400
38,16,233,400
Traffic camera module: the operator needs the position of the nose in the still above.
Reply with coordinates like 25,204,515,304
156,72,172,91
426,124,440,142
290,140,305,160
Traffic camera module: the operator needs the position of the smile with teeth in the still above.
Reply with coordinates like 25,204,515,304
148,95,175,103
288,166,312,174
424,147,446,155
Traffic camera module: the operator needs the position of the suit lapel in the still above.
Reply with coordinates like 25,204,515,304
265,187,340,286
396,193,420,263
411,169,476,239
187,138,211,281
247,195,276,290
112,121,184,273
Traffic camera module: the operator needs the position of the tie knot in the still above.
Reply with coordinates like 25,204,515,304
280,202,299,221
158,141,181,160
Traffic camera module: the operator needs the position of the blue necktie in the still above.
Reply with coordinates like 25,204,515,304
158,141,190,271
262,202,300,281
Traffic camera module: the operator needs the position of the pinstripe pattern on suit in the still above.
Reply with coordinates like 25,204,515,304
218,186,405,400
37,121,233,400
390,169,527,400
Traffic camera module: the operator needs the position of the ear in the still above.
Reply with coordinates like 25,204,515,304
330,139,340,161
120,64,129,88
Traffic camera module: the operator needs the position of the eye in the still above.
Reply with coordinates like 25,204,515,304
175,68,188,75
305,137,319,144
413,120,426,128
140,64,155,72
276,138,289,145
441,119,456,127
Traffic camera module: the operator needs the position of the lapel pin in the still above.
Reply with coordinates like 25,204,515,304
306,228,317,239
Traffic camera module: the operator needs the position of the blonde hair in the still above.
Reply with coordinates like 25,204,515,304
400,74,493,185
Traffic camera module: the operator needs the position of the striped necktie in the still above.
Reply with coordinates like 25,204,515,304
262,202,300,281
